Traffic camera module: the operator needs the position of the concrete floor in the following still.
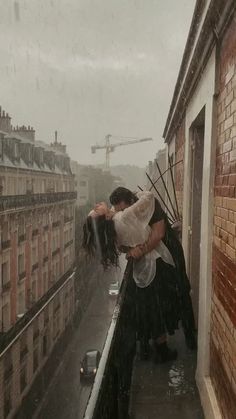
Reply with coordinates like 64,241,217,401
129,329,204,419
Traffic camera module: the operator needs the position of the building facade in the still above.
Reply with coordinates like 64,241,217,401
163,2,236,418
0,109,76,418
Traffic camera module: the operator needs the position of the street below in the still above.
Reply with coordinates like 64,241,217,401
35,257,126,419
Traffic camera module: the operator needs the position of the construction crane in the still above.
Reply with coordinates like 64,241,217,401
91,134,153,169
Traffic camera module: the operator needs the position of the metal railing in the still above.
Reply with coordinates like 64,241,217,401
1,240,11,250
0,191,77,212
84,261,136,419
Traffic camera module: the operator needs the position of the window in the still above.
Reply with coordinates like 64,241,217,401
2,303,10,331
32,242,38,265
17,291,25,315
4,351,12,381
20,363,27,393
18,218,25,241
79,180,87,187
53,310,60,340
42,334,48,357
20,334,28,361
2,262,9,287
18,254,25,275
56,261,60,278
43,271,47,293
31,275,37,303
43,240,48,257
3,353,13,415
4,380,12,419
2,221,8,242
44,306,49,326
33,346,39,373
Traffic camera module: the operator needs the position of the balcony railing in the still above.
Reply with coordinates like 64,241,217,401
0,191,77,212
18,271,26,281
43,256,49,264
84,261,136,419
32,229,39,237
1,239,11,250
52,221,60,228
2,281,11,293
18,234,26,244
64,239,73,249
64,216,74,223
32,263,39,272
52,248,60,257
4,365,13,381
20,347,28,362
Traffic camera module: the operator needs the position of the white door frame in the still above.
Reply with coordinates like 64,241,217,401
182,48,222,418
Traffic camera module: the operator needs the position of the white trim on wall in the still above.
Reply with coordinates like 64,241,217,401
182,48,222,418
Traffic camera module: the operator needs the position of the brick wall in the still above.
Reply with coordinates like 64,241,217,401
211,14,236,419
174,117,186,217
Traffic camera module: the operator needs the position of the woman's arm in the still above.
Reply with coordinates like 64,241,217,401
128,219,165,259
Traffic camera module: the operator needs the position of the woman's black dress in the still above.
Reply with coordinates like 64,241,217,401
135,198,196,349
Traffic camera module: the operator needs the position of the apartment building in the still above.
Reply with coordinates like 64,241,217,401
163,1,236,418
0,108,76,418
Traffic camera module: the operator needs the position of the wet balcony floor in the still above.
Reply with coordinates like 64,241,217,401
129,330,204,419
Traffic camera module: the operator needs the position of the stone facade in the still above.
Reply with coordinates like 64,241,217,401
0,108,76,418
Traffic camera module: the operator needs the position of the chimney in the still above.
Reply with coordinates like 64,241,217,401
55,130,58,143
0,107,12,133
12,125,35,141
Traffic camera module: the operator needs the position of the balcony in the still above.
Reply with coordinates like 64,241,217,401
18,271,26,281
2,281,11,293
1,239,11,250
32,229,39,237
0,267,74,353
84,261,136,419
52,221,60,228
20,347,28,362
64,239,73,249
18,234,26,244
0,191,77,212
84,261,203,419
4,365,13,381
64,215,74,223
32,263,39,272
52,248,60,257
43,256,49,264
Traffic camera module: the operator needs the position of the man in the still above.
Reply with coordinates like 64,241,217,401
109,187,196,355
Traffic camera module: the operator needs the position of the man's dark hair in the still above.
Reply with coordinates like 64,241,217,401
109,187,137,206
82,215,119,269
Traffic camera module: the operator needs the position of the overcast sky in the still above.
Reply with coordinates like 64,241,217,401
0,0,195,167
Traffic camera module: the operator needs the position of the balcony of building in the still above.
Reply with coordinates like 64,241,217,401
0,191,77,212
83,261,204,419
0,267,75,352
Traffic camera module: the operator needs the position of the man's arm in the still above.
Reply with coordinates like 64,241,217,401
127,219,166,259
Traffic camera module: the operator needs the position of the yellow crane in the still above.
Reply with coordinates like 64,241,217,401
91,134,153,169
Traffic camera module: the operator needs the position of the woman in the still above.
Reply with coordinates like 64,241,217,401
83,191,181,362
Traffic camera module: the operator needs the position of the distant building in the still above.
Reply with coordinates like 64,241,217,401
71,161,89,207
0,108,76,418
71,161,119,207
145,148,169,212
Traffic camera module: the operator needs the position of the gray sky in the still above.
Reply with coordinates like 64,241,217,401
0,0,195,167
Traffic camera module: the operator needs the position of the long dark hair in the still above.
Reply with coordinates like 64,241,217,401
82,215,119,269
